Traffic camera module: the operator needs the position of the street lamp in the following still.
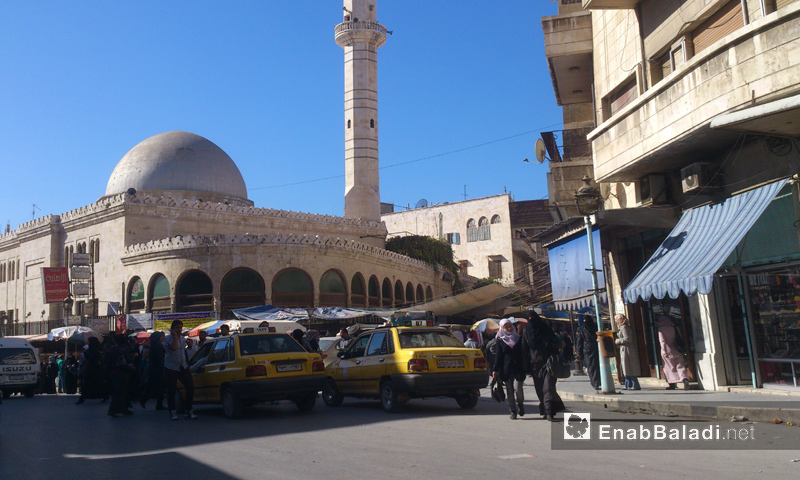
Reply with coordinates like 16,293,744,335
63,294,74,359
574,176,615,394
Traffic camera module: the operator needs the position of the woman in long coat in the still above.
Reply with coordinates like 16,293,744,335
492,319,526,420
657,315,689,389
75,337,108,404
521,312,565,420
575,315,601,390
139,331,166,410
614,314,640,390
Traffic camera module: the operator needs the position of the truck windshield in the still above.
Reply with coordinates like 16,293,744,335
0,348,37,365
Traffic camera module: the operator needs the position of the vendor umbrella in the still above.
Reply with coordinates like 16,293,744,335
128,331,151,344
48,326,99,342
187,320,225,337
471,318,500,333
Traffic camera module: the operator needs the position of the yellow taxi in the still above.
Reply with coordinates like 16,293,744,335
184,332,326,418
322,326,488,412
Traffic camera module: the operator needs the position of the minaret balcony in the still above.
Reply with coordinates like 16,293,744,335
335,20,387,48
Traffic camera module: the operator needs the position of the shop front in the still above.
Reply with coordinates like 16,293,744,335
623,178,795,390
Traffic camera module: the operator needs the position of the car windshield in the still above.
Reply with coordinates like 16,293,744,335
0,348,36,365
318,339,337,351
238,334,307,356
398,331,465,349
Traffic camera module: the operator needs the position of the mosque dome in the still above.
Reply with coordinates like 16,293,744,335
105,131,248,202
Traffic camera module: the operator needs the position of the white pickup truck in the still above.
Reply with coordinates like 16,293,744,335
0,337,42,399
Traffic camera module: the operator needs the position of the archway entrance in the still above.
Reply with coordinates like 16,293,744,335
221,268,265,319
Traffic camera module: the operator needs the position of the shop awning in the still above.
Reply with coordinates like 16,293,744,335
623,179,789,304
547,227,607,311
409,283,516,316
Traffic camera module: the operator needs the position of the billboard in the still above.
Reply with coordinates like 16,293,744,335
154,311,217,331
41,267,69,304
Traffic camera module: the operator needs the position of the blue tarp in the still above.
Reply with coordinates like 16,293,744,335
623,179,788,304
548,227,606,311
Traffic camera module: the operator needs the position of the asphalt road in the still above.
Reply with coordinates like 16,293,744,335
1,392,798,480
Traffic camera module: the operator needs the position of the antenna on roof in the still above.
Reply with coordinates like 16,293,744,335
414,198,428,209
32,204,41,220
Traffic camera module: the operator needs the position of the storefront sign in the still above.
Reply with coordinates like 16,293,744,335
41,267,69,304
126,313,153,331
71,253,91,266
70,267,91,280
71,283,91,296
154,311,216,331
86,317,110,335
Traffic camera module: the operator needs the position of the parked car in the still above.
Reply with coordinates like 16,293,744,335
318,336,342,366
0,337,41,399
322,326,488,412
182,332,326,418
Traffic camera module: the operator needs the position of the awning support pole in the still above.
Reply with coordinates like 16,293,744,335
736,274,758,389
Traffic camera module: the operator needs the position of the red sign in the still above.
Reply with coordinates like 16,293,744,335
41,267,70,304
115,315,127,335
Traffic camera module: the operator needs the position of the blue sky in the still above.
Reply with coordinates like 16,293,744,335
0,1,561,230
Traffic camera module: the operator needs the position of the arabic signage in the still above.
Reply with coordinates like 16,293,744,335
154,311,217,331
71,253,91,266
72,283,91,296
41,267,69,304
71,267,91,280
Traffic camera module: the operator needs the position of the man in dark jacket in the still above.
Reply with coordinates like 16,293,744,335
575,315,601,390
521,312,565,420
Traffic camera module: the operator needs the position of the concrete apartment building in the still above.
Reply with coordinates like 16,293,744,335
540,0,800,391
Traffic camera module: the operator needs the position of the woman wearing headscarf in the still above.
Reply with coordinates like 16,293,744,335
139,331,166,410
521,312,565,421
657,315,689,390
575,315,601,390
492,319,526,420
614,314,641,390
106,334,134,417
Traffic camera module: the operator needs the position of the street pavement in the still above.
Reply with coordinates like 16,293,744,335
2,389,799,480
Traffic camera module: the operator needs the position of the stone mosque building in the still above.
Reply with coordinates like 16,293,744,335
0,1,451,331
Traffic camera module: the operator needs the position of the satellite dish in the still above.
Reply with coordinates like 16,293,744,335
600,183,611,200
415,198,428,209
534,139,548,163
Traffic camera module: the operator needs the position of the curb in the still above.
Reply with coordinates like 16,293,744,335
559,390,800,425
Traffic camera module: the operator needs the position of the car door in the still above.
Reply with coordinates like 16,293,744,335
188,341,215,402
335,334,370,395
198,339,232,403
357,331,389,396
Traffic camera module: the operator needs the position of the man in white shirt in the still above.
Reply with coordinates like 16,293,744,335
163,320,197,420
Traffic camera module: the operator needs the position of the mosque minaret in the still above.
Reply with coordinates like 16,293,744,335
335,0,387,223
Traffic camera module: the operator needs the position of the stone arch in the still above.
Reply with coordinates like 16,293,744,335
368,275,380,307
127,276,145,313
425,286,433,302
394,280,404,307
221,268,265,319
351,273,366,307
416,284,424,304
148,273,171,313
176,270,214,313
382,278,393,307
406,282,415,306
272,268,313,308
320,269,347,307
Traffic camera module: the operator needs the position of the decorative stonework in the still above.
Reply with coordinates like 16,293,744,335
123,233,432,271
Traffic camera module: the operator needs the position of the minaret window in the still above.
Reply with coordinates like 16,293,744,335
370,119,374,128
347,119,351,129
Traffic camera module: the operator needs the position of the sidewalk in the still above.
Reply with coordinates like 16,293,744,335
538,374,800,424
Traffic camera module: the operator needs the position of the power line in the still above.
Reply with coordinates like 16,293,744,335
249,124,562,191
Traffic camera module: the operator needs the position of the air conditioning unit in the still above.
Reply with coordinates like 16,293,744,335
634,174,669,206
681,163,716,193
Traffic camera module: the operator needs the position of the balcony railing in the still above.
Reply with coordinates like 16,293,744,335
335,20,387,36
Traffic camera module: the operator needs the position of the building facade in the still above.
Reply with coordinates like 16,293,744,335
0,1,452,335
382,195,553,305
541,0,800,390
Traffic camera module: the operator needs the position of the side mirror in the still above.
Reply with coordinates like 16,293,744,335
337,350,346,359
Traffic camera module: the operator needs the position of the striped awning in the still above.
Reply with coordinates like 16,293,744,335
623,179,789,304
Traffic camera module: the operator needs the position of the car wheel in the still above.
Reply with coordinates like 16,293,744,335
222,387,243,419
294,393,316,412
322,379,343,407
455,393,479,409
24,388,35,398
380,381,401,413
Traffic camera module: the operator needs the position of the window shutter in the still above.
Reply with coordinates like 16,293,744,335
693,0,744,55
